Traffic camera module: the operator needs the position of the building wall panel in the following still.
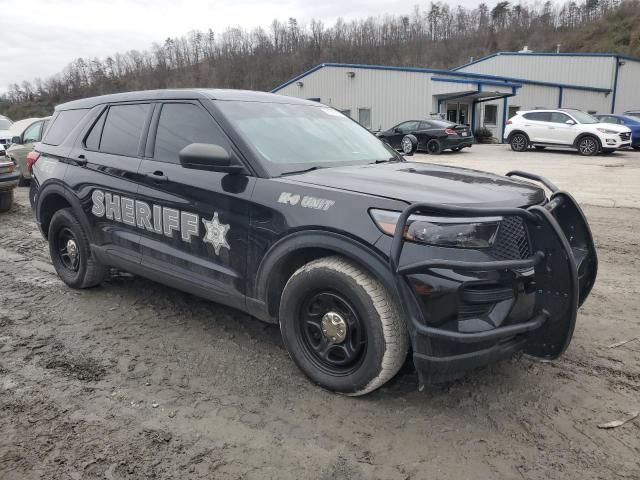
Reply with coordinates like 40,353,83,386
615,60,640,112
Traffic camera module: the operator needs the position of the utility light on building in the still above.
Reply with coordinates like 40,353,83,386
296,81,304,87
346,71,356,78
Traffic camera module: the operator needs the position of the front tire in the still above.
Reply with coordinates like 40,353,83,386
279,256,408,396
510,133,529,152
48,208,106,289
577,136,600,156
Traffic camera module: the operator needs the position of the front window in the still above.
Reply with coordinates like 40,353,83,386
0,118,12,130
216,101,398,175
569,110,599,124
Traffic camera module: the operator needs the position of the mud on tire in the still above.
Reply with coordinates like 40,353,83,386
279,256,409,396
48,208,107,289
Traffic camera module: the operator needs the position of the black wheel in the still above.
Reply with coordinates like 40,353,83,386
48,208,106,288
279,256,408,396
577,136,599,156
426,139,442,155
510,133,528,152
534,146,546,150
0,190,13,213
401,135,418,155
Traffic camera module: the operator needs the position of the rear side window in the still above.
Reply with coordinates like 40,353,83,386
153,103,229,164
419,122,432,129
43,109,89,146
523,112,552,122
100,104,150,157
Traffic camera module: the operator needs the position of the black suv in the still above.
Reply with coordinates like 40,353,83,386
30,89,597,395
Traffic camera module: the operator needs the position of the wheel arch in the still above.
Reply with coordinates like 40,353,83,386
253,231,400,323
507,130,529,143
573,132,601,149
36,183,92,241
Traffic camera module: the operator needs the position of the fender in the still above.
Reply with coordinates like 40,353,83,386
573,132,601,149
36,181,94,243
506,130,529,142
252,230,402,319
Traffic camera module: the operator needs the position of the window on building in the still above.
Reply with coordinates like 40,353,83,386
100,104,150,157
339,109,351,118
154,103,230,164
43,109,90,146
483,105,498,125
508,106,520,120
358,108,372,129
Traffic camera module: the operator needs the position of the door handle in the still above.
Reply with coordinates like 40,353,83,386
144,170,168,182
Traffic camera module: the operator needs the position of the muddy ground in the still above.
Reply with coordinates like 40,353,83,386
1,186,639,479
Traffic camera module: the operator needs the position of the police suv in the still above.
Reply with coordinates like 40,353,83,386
30,90,598,395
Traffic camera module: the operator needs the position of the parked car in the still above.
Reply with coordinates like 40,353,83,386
594,114,640,150
29,89,597,395
6,117,50,184
0,145,19,212
624,110,640,120
0,115,14,150
377,119,473,154
505,109,632,156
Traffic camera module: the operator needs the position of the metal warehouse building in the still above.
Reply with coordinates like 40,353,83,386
272,52,640,142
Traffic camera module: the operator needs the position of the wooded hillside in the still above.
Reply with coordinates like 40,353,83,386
2,0,638,119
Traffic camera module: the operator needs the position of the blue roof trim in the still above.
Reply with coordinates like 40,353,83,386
431,76,522,89
271,62,611,94
454,51,640,71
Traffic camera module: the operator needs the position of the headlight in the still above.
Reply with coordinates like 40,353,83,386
597,128,618,134
370,209,501,249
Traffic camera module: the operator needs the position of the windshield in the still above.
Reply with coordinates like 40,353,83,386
0,118,12,130
569,111,599,124
216,101,399,175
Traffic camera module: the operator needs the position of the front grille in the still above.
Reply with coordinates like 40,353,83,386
491,216,531,260
620,132,631,141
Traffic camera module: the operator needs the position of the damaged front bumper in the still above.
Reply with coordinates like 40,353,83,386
389,171,598,387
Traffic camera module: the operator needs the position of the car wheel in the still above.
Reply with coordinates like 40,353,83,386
0,190,13,213
401,135,418,155
577,136,599,156
48,208,107,289
510,133,528,152
534,146,546,150
279,256,409,396
426,139,442,155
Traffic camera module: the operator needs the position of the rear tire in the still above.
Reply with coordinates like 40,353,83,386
48,208,106,289
0,190,13,213
577,136,600,156
279,256,408,396
426,139,442,155
510,133,529,152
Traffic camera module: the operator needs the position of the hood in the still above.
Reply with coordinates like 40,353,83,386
281,162,546,208
593,122,631,133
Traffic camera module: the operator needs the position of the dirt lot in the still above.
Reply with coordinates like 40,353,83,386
1,149,639,479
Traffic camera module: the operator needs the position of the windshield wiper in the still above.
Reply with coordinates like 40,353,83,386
280,166,321,176
373,156,402,164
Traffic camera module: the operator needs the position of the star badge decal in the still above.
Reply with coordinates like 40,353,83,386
202,212,230,255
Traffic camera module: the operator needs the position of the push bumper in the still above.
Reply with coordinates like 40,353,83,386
389,171,598,387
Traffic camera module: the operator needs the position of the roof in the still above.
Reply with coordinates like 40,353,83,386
272,62,612,94
57,88,317,111
454,51,640,71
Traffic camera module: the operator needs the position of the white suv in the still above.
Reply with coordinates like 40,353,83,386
504,109,632,156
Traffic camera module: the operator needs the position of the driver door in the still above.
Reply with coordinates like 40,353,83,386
546,112,576,145
137,101,255,310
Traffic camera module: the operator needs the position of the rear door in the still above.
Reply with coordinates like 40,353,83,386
66,103,152,265
137,101,255,310
522,112,552,143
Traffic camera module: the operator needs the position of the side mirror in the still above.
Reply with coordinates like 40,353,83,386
565,120,576,125
179,143,245,174
11,135,21,145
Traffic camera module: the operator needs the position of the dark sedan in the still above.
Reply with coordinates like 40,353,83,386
377,119,473,154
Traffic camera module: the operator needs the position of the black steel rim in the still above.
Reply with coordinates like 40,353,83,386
427,140,440,153
297,291,367,375
56,227,81,272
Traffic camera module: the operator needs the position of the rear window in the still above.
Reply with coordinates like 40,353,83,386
99,104,150,157
523,112,552,122
43,109,89,146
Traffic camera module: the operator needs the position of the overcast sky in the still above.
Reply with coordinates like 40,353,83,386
2,0,501,93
